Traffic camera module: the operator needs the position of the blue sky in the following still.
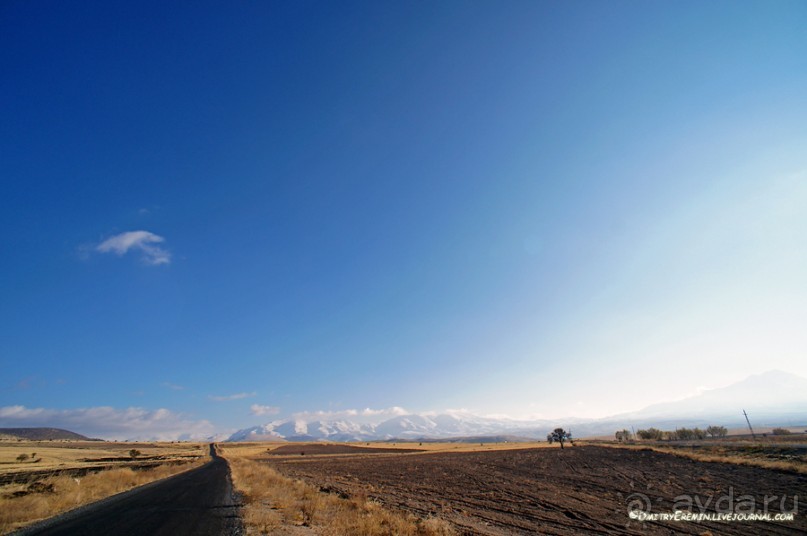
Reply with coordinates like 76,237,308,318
2,1,806,439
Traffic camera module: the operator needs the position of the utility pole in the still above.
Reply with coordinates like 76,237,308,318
743,409,756,440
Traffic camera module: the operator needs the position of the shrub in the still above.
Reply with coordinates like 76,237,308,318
615,430,632,442
636,428,663,441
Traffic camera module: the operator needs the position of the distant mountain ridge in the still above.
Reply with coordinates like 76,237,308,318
227,370,807,442
609,370,807,419
227,413,544,443
0,427,95,441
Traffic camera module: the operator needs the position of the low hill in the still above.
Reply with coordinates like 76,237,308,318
0,427,95,441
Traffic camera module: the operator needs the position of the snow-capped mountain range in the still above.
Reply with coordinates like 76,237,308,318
227,412,549,442
226,371,807,442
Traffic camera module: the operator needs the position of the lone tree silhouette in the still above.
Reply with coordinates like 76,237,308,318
548,428,572,449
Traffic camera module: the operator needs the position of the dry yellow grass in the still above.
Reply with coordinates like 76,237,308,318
0,463,207,534
0,442,208,535
604,442,807,474
223,450,455,536
0,441,206,475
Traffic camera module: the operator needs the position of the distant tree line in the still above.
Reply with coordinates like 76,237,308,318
625,425,728,441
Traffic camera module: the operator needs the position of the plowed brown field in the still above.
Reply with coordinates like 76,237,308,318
264,445,806,535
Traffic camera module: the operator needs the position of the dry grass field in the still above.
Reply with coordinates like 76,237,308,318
0,441,205,474
7,439,803,534
0,441,208,534
241,442,806,535
221,444,456,535
237,440,557,457
601,435,807,475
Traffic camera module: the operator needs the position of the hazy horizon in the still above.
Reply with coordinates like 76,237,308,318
3,1,807,440
3,369,806,441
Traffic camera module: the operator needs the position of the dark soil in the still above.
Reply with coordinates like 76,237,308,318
266,445,807,535
267,443,422,456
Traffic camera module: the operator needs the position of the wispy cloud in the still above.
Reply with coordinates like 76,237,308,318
250,404,280,416
209,392,256,401
162,382,185,391
0,405,214,441
96,230,171,265
358,406,409,417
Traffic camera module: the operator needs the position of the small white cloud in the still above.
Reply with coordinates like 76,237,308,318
162,382,185,391
209,392,256,402
96,230,171,265
250,404,281,416
0,405,214,441
360,406,408,417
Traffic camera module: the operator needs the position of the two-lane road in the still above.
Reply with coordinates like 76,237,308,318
16,444,242,536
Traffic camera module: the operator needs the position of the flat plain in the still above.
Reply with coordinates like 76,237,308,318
257,443,807,535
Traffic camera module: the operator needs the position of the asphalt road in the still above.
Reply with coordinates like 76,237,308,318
15,444,242,536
